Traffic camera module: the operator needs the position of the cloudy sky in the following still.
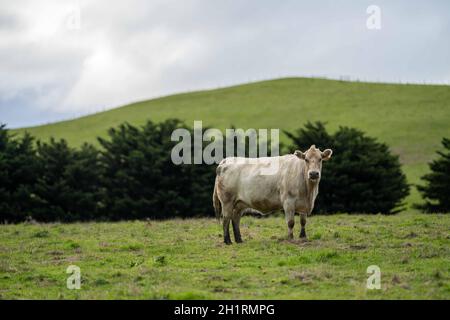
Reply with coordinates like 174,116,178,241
1,0,449,128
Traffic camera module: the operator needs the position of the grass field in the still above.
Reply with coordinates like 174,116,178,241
1,212,449,299
12,78,450,207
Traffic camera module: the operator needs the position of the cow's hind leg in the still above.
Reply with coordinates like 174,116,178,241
299,213,307,239
222,205,233,245
283,200,296,240
223,217,232,245
232,213,243,243
231,203,246,243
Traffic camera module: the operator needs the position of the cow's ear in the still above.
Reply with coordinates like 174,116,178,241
294,150,305,159
322,149,333,161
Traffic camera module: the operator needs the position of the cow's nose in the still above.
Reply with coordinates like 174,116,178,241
309,171,320,180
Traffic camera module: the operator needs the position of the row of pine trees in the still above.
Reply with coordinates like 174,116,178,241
0,121,448,223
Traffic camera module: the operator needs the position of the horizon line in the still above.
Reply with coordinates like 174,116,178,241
9,74,450,131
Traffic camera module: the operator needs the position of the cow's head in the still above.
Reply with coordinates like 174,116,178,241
294,145,332,181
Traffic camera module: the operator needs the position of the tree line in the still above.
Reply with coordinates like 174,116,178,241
0,120,448,223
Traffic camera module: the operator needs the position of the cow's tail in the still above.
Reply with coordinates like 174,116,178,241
213,177,222,222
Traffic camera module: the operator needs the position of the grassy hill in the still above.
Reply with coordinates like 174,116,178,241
1,213,449,299
13,77,450,207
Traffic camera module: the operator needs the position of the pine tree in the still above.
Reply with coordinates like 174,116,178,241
65,143,104,219
285,121,410,214
99,119,216,220
0,125,40,223
33,138,102,221
415,138,450,213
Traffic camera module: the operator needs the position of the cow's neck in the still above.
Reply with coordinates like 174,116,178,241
307,179,319,198
303,175,319,213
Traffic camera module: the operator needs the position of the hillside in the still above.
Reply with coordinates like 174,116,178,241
12,77,450,206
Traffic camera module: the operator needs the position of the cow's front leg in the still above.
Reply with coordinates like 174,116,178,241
283,201,296,240
299,213,307,239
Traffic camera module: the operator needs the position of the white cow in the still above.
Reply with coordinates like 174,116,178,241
213,145,332,244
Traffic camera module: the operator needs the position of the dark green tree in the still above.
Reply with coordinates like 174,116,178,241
415,138,450,213
32,139,102,221
0,125,40,222
65,144,104,219
285,121,409,214
99,119,215,220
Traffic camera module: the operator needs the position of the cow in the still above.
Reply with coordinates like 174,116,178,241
213,145,332,244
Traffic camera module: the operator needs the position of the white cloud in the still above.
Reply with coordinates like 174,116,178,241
62,26,207,112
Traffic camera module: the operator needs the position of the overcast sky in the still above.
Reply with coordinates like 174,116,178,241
1,0,449,128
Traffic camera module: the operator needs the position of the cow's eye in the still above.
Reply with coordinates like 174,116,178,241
305,159,309,163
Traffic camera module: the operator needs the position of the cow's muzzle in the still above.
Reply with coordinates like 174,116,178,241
308,171,320,180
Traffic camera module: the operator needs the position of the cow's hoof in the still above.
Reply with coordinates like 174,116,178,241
224,240,232,245
299,236,309,242
235,238,243,244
